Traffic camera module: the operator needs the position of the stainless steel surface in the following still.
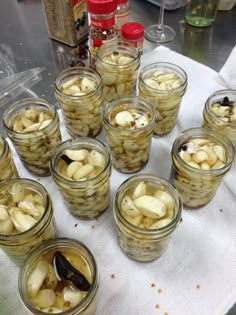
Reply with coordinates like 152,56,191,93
0,0,235,313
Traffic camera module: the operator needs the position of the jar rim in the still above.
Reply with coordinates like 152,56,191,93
0,135,9,161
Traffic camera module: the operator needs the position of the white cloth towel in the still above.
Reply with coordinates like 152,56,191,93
218,44,236,89
0,46,236,315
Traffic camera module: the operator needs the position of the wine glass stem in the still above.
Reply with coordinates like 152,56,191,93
157,0,165,30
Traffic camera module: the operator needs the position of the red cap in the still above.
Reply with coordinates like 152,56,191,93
117,0,128,4
121,22,144,40
86,0,117,14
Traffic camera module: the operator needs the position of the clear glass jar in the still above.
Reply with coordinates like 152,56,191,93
138,62,188,136
115,0,130,35
55,67,103,138
0,178,56,265
19,238,99,315
0,135,18,182
203,89,236,151
95,41,140,102
113,174,182,262
3,98,62,176
50,137,112,219
170,127,235,208
103,96,155,173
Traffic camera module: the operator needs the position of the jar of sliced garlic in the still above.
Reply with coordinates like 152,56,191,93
203,90,236,151
19,238,99,315
50,137,112,219
170,127,235,208
138,62,188,136
0,178,56,265
55,67,103,137
95,41,140,102
103,96,155,173
3,98,62,176
0,135,18,182
113,174,182,262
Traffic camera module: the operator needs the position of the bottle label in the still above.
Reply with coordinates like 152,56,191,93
115,11,130,31
72,0,89,42
90,17,115,29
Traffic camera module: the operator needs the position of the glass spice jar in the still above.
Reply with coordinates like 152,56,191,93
3,98,62,176
50,137,112,219
19,238,99,315
113,174,182,262
121,22,144,54
0,178,56,265
0,135,18,182
55,67,103,137
115,0,130,36
170,127,235,208
86,0,118,67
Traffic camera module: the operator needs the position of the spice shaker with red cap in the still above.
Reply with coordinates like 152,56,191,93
121,22,144,54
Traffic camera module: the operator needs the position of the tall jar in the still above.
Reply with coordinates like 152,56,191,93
203,89,236,151
115,0,130,35
50,137,112,219
3,98,62,176
103,96,155,173
96,41,140,102
0,178,56,265
0,135,18,182
86,0,118,67
19,238,99,315
55,67,103,137
113,174,182,262
170,127,235,208
138,62,188,136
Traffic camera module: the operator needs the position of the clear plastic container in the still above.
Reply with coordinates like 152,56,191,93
19,238,99,315
121,22,144,54
115,0,130,34
113,174,182,262
0,135,18,182
146,0,186,10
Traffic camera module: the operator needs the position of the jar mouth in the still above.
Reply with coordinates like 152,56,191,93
0,178,51,241
18,238,99,315
50,137,112,187
172,127,235,174
113,173,182,236
55,66,102,99
139,62,188,94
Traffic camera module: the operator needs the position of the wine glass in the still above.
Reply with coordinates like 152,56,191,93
145,0,176,43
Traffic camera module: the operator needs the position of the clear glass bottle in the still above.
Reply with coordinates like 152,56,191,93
113,174,182,262
50,137,112,219
203,89,236,151
138,62,188,136
86,0,118,67
19,238,99,315
55,67,103,137
121,22,144,54
170,127,235,208
115,0,130,35
0,135,18,182
0,178,56,265
3,98,62,176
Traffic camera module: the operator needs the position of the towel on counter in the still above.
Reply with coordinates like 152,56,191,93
218,44,236,89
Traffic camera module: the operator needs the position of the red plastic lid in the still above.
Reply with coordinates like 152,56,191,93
117,0,128,4
86,0,117,14
121,22,144,40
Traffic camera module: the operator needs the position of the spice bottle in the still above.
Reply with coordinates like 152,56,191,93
121,22,144,54
115,0,130,35
86,0,118,67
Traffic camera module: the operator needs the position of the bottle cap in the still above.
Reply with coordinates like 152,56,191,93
121,22,144,40
86,0,117,14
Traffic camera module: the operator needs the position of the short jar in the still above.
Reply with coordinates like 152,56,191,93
170,127,235,208
55,67,103,137
103,96,155,173
138,62,188,136
113,174,182,262
0,135,18,182
121,22,144,54
3,98,61,176
19,238,99,315
0,178,56,265
95,41,140,102
50,137,112,219
203,89,236,150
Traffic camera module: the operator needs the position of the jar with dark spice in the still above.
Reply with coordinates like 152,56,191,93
86,0,118,67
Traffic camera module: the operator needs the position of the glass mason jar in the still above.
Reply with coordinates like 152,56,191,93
50,137,112,219
138,62,188,136
170,127,235,208
0,178,56,265
19,238,99,315
55,67,103,137
95,41,140,102
3,98,62,176
203,89,236,151
0,135,18,182
103,96,155,173
113,174,182,262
